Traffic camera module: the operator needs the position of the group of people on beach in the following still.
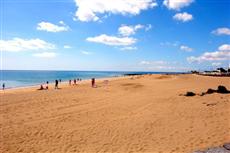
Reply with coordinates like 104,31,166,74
39,81,50,90
2,78,97,91
38,78,97,90
69,78,96,87
40,78,96,89
69,78,82,86
39,79,59,90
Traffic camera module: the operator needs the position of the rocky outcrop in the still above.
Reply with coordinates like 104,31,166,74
193,143,230,153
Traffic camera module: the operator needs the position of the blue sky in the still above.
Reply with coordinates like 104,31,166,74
1,0,230,71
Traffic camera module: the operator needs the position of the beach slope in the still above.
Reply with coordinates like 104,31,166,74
0,74,230,153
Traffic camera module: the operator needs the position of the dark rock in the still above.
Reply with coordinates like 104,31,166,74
185,91,196,96
200,92,206,96
224,143,230,150
217,85,230,94
124,73,145,76
202,86,230,96
205,147,230,153
206,88,216,94
193,151,205,153
193,144,230,153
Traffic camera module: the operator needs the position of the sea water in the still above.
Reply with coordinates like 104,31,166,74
0,70,180,89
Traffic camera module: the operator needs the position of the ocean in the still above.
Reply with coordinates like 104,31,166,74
0,70,180,89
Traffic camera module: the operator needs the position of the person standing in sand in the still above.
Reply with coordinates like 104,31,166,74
91,78,95,87
55,80,58,89
69,80,71,86
2,83,5,90
74,79,76,85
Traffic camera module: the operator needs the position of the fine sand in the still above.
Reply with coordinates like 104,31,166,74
0,74,230,153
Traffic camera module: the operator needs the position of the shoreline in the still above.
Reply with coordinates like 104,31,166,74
0,71,189,90
0,75,123,90
0,72,185,92
0,74,131,93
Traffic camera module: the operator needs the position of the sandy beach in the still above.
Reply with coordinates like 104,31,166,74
0,74,229,153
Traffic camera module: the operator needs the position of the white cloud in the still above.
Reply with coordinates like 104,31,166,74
37,21,69,32
140,61,151,65
173,12,193,22
160,41,179,47
145,24,152,31
86,34,137,46
0,38,55,52
139,60,189,71
180,45,193,52
163,0,194,10
218,44,230,51
118,24,146,36
187,51,230,63
81,51,93,55
74,0,157,22
118,25,136,36
33,52,57,58
120,46,137,51
212,62,222,66
212,27,230,36
87,24,150,47
140,60,167,65
64,45,72,49
187,44,230,63
135,24,145,30
118,24,152,36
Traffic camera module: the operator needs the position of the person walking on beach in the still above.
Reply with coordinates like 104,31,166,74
69,80,71,86
2,83,5,90
91,78,95,87
46,81,49,89
55,80,58,89
74,79,76,85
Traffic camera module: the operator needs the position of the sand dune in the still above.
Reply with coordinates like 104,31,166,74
0,74,230,153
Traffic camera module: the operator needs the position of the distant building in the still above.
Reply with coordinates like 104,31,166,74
191,70,199,74
198,67,229,76
217,68,227,73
